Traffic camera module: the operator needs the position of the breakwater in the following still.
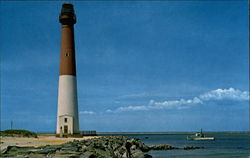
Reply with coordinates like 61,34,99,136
1,136,204,157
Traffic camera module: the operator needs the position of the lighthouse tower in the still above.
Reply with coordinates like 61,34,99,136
56,3,79,135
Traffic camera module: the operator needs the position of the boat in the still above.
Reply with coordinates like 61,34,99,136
187,129,215,141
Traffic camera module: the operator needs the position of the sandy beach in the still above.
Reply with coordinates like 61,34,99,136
0,135,99,151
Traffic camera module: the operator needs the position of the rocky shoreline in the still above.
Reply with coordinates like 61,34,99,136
1,136,204,158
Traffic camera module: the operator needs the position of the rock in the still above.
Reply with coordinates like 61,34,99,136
53,151,81,157
35,148,56,154
79,145,88,152
149,144,179,150
1,146,14,154
115,146,126,157
79,151,97,158
2,146,41,156
61,146,79,152
144,154,153,158
183,146,205,150
131,145,137,150
131,149,145,158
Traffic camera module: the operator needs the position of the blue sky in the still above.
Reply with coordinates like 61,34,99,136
0,1,249,132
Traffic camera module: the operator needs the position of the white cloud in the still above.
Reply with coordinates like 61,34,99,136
106,105,149,113
107,97,203,113
117,105,149,112
106,88,249,113
80,111,96,115
106,109,113,113
152,97,203,110
199,88,249,101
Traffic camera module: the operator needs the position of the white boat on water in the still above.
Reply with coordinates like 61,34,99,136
187,129,215,141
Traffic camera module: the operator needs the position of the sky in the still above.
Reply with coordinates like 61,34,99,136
0,0,249,132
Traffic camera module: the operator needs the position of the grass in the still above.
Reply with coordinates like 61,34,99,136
0,129,38,138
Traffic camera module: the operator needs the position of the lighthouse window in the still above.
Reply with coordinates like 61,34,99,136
65,52,69,56
64,118,67,123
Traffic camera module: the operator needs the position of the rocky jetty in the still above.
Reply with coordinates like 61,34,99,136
184,146,205,150
1,136,205,157
149,144,179,150
1,136,152,158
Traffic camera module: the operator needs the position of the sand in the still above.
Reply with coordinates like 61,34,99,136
0,135,99,151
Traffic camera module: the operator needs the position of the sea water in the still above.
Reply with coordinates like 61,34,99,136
124,133,250,158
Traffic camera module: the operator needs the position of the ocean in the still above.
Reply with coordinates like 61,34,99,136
106,133,250,158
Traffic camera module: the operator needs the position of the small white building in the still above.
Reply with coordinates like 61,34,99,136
58,114,73,134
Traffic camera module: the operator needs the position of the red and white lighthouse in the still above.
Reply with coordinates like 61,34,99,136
56,3,79,135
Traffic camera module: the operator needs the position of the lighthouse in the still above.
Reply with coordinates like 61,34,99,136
56,3,79,135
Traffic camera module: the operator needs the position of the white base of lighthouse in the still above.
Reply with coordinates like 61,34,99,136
56,75,79,134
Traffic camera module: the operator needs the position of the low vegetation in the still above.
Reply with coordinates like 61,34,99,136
0,129,37,138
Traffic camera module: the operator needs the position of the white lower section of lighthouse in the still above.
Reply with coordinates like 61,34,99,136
56,75,79,134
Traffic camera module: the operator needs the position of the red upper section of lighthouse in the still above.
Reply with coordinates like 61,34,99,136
59,3,77,76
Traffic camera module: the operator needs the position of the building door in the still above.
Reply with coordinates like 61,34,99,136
64,125,68,134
